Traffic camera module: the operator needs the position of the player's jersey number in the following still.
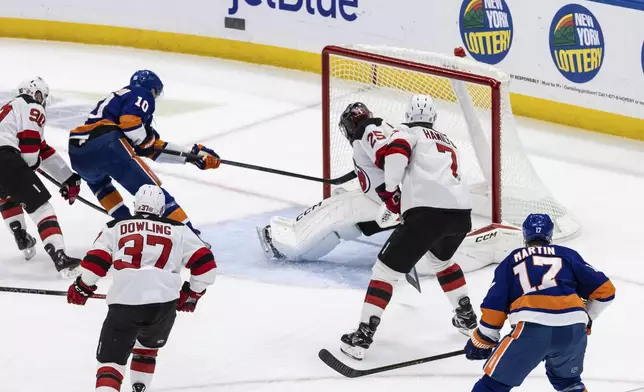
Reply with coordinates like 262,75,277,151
113,233,173,270
367,130,386,148
436,143,459,179
513,256,562,294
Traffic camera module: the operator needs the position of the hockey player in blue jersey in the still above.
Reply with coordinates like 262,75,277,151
465,213,615,392
68,70,219,237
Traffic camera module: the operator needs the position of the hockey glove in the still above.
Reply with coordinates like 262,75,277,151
60,173,82,205
376,184,401,215
190,144,221,170
135,124,160,156
465,329,497,360
67,276,97,306
176,281,206,312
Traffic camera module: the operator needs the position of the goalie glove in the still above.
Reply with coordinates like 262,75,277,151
190,144,221,170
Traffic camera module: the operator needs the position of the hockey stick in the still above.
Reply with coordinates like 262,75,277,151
0,285,106,299
318,348,465,378
157,148,358,185
37,171,108,215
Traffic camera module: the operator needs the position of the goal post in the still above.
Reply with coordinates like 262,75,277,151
321,44,580,240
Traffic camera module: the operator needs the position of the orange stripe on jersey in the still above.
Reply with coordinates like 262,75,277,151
119,114,142,130
70,119,115,135
511,322,524,339
167,207,188,223
99,190,124,213
589,280,616,301
119,138,162,185
481,308,508,328
484,336,512,376
510,294,585,313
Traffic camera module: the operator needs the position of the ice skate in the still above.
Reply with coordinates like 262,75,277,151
452,296,478,336
9,221,37,260
340,316,380,361
256,225,285,260
132,382,146,392
45,244,81,278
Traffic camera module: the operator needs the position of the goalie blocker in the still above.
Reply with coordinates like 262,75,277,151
258,186,522,274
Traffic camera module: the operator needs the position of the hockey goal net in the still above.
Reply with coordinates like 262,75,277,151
322,45,579,240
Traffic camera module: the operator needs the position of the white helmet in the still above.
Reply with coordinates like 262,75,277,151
17,77,50,107
405,94,437,125
134,185,166,216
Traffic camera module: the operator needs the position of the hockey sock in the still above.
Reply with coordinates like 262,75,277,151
360,260,400,323
436,263,468,309
92,183,129,218
130,343,158,390
29,202,65,251
0,198,27,230
95,362,125,392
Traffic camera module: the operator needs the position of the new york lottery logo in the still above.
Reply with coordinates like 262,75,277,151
459,0,513,64
549,4,604,84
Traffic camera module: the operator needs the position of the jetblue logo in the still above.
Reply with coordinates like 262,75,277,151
229,0,359,21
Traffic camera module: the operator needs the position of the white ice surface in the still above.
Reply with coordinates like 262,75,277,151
0,39,641,392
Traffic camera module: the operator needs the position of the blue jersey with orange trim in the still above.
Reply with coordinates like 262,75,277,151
70,86,155,147
477,244,615,342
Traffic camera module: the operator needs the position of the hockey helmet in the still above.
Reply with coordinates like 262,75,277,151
134,185,166,216
522,213,554,244
339,102,373,143
130,70,164,97
405,94,437,125
17,77,50,107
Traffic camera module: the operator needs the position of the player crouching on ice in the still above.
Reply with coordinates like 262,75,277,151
67,184,217,392
465,214,615,392
68,70,220,242
0,77,83,277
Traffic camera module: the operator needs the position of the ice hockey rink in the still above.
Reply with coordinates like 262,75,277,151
0,38,641,391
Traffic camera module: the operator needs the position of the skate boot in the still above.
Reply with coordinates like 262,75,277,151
452,296,478,336
132,382,147,392
340,316,380,361
256,225,285,260
45,244,81,278
9,221,37,260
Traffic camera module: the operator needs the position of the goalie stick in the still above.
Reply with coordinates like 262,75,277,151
0,285,106,299
157,148,358,185
318,348,465,378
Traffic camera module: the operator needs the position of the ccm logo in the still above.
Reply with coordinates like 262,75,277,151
475,231,497,242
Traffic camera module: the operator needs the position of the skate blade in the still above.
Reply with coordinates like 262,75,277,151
456,326,475,337
255,226,272,260
23,247,36,261
60,266,82,279
340,343,365,361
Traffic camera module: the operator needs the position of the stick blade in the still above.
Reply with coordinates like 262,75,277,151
318,349,362,378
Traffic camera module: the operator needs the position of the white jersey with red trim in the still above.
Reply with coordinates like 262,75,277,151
0,95,73,182
352,118,394,202
384,123,472,212
78,215,217,306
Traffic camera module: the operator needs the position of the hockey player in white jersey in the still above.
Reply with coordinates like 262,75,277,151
258,103,520,273
339,95,482,360
0,77,82,276
67,184,217,392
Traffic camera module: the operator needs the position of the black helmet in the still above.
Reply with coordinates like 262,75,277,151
339,102,373,143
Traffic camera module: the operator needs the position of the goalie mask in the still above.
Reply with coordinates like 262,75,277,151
134,185,166,216
339,102,373,143
405,94,437,125
17,77,50,108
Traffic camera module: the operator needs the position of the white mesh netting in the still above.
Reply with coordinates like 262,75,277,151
325,44,579,239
